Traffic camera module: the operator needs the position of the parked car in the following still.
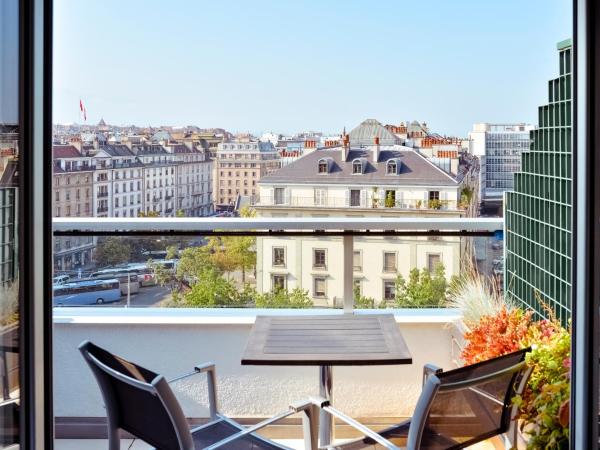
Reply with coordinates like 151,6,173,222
53,274,70,285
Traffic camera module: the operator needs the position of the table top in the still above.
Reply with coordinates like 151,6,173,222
241,314,412,366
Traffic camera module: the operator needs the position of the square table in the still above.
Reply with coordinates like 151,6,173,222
241,314,413,447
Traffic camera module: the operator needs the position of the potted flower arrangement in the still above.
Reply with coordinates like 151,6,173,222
460,305,570,450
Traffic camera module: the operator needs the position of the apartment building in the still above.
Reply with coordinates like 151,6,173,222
53,145,94,218
505,39,573,324
164,142,213,217
255,124,471,306
94,145,144,218
214,139,280,211
469,123,534,206
132,144,177,216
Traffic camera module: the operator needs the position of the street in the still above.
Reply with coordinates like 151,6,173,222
111,284,172,307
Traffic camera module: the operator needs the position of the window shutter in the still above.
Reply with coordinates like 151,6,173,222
270,187,275,205
284,188,290,205
379,189,385,202
345,189,350,207
361,190,367,207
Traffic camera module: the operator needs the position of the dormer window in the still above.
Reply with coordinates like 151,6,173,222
386,158,402,175
318,157,332,174
352,158,366,174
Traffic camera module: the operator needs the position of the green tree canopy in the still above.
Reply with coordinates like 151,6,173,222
255,287,313,309
181,266,243,307
95,237,131,267
394,263,448,308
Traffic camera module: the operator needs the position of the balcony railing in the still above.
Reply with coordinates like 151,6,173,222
254,196,461,211
97,191,109,198
54,217,502,312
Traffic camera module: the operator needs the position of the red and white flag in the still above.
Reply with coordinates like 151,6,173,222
79,99,87,121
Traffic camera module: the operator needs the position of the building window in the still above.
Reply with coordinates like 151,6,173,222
387,160,397,174
429,191,440,201
313,249,327,269
352,160,363,174
55,191,59,201
273,247,285,267
383,251,397,272
318,159,328,173
274,187,285,205
313,277,327,298
353,250,362,271
272,274,286,291
314,188,327,206
350,189,361,207
383,280,396,301
427,253,442,272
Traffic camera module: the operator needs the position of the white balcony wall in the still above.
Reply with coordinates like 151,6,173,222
53,309,461,420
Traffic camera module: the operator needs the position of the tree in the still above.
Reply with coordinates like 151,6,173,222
180,265,243,307
165,245,179,260
255,287,313,309
95,237,131,267
353,284,378,309
147,258,172,287
394,263,448,308
175,209,185,217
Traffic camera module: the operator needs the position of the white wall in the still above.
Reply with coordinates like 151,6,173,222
53,309,460,420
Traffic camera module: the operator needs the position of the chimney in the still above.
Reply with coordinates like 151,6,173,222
93,137,99,150
450,157,459,176
373,136,380,162
69,137,82,152
342,134,350,161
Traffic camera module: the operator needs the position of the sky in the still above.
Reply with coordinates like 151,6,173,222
53,0,572,137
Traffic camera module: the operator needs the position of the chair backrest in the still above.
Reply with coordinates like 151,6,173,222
407,348,530,450
79,340,194,450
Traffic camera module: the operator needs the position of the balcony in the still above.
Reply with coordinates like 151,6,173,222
254,196,462,213
50,217,520,449
97,191,109,198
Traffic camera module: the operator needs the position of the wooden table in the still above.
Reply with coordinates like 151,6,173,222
241,314,412,447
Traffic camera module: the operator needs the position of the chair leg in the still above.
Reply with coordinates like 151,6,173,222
301,404,319,450
107,424,120,450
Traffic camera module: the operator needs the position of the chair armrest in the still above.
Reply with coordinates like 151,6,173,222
317,400,401,450
167,362,218,419
422,363,443,386
205,399,316,450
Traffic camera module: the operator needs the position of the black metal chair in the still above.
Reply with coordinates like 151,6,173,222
79,340,318,450
314,348,531,450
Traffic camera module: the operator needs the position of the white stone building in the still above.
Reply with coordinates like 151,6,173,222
254,121,473,306
132,144,177,217
164,142,213,217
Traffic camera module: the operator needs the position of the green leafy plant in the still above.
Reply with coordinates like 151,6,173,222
428,199,442,210
415,199,423,209
255,287,313,308
394,263,448,308
513,322,570,450
384,192,395,208
353,284,377,309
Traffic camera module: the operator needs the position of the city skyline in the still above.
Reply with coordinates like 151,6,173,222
53,0,571,136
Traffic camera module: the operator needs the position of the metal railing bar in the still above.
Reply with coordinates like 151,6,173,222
53,217,503,235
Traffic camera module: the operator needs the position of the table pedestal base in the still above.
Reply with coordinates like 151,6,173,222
319,365,333,448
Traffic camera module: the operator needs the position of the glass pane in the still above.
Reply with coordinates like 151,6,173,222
0,0,20,446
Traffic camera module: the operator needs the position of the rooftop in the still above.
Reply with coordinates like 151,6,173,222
260,146,460,186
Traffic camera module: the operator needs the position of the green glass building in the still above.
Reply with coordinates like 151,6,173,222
504,39,572,324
